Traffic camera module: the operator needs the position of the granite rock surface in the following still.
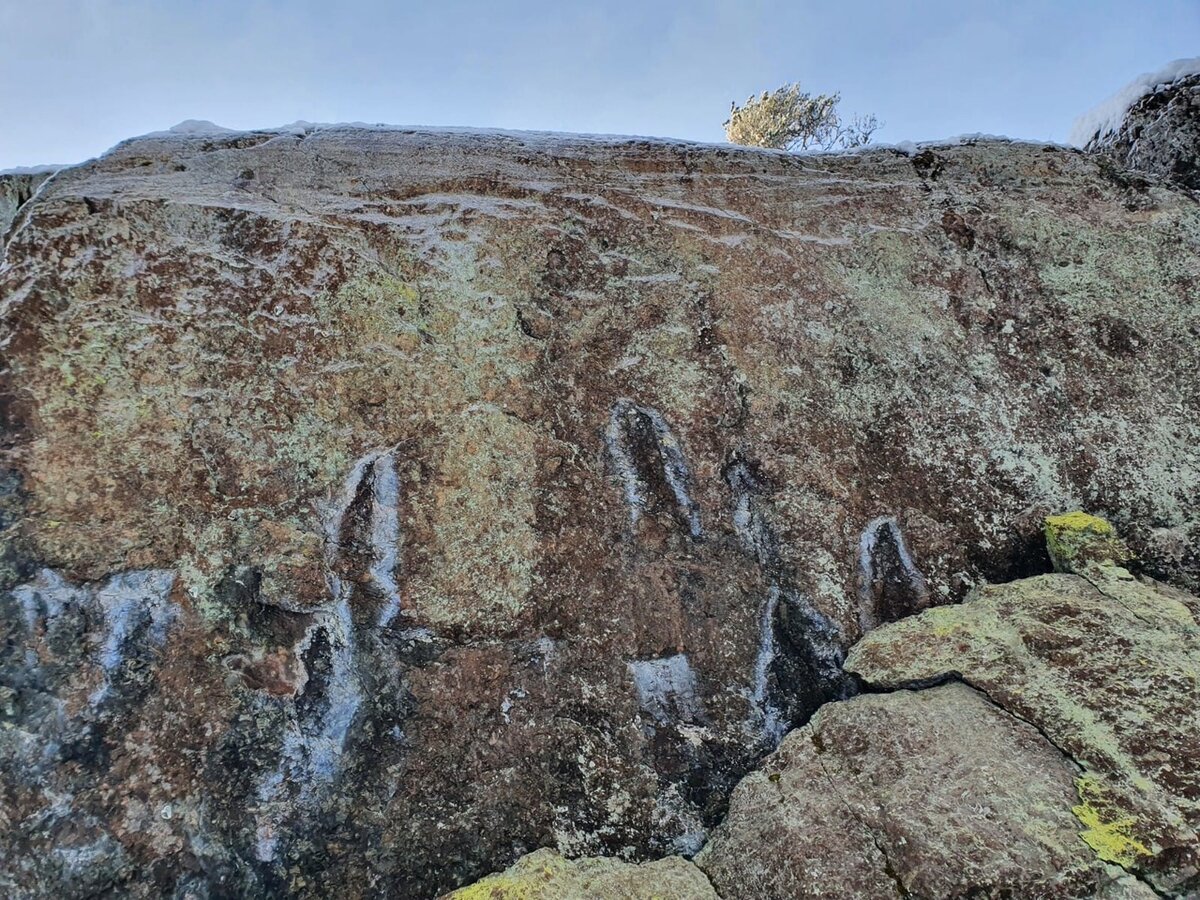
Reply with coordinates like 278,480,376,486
1,121,1199,897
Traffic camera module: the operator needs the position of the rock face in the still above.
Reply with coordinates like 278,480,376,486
456,518,1197,898
1,124,1199,897
0,169,55,239
1082,72,1200,189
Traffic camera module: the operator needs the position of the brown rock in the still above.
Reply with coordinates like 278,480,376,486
1,125,1199,897
847,566,1200,894
698,683,1132,899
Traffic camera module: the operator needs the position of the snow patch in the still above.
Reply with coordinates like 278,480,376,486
1070,57,1200,147
168,119,236,135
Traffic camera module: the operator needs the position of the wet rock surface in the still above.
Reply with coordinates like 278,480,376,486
0,123,1199,897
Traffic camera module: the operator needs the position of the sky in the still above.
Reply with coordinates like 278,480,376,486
1,0,1197,169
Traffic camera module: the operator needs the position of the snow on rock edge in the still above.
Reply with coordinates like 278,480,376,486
1070,57,1200,147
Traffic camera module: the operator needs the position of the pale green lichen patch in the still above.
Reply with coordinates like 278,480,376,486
407,404,539,632
13,216,539,625
446,848,718,899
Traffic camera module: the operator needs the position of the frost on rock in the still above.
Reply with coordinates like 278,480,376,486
1070,57,1200,146
605,399,702,538
726,461,849,744
167,119,236,136
13,567,87,632
628,654,703,726
726,462,785,741
12,567,179,706
93,570,179,676
857,516,930,633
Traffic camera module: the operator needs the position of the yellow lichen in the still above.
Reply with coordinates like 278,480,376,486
1044,511,1131,573
446,852,564,899
1046,511,1116,536
1071,775,1152,867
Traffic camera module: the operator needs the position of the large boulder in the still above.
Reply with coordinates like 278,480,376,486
846,559,1200,893
696,683,1154,899
2,123,1199,896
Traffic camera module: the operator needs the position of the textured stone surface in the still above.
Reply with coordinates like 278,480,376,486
847,566,1200,894
442,847,718,899
1083,74,1200,189
696,683,1139,899
0,170,54,240
2,125,1200,896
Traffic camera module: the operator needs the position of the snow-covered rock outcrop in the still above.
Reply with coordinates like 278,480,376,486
1073,58,1200,188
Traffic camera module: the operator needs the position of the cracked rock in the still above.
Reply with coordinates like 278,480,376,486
697,682,1134,899
847,559,1200,895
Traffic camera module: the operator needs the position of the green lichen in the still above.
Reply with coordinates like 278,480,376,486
1044,511,1132,573
1071,775,1152,867
922,604,972,638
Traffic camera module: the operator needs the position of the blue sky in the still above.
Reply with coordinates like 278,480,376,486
1,0,1197,168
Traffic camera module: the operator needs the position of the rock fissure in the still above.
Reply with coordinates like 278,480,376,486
808,734,911,899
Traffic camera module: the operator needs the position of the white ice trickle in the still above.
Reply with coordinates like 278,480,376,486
605,399,702,538
368,452,403,627
748,585,784,744
320,448,404,626
628,654,702,725
857,515,929,633
255,451,393,858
